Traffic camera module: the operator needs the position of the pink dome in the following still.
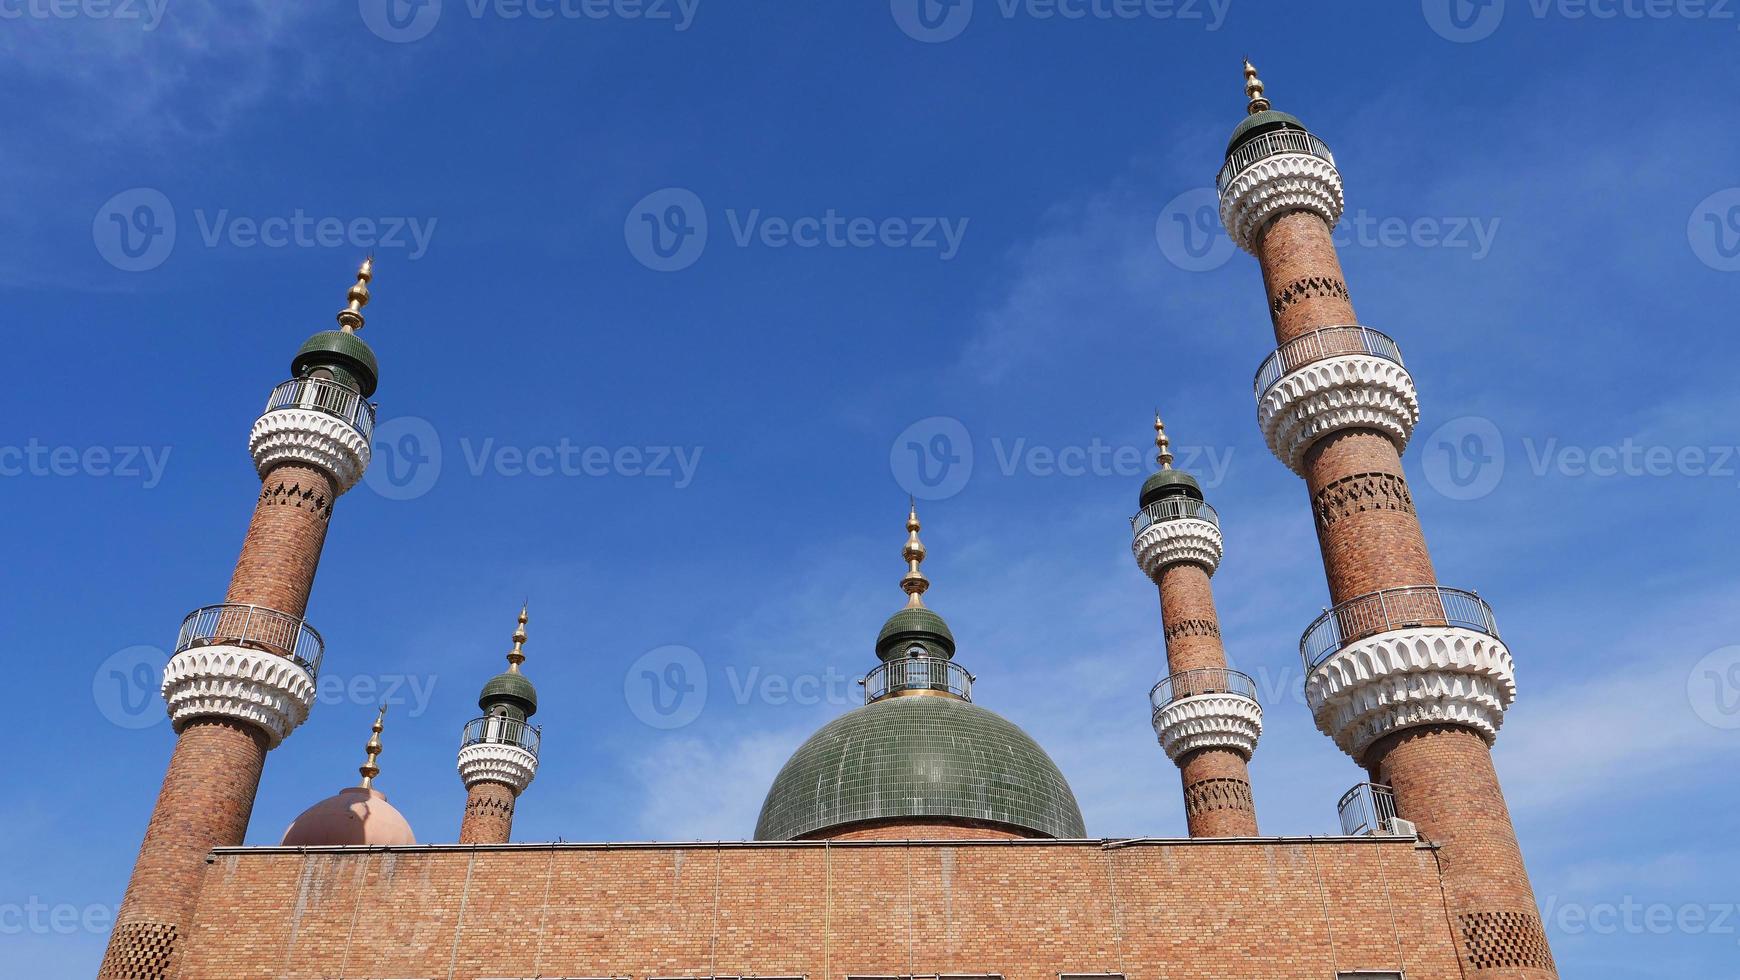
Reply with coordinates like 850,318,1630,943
280,787,416,847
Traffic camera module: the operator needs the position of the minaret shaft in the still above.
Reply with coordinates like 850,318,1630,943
459,781,518,844
224,461,338,616
1156,563,1257,837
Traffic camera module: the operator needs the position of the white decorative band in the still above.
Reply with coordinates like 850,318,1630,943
1133,517,1224,579
1218,152,1345,254
1153,692,1263,762
248,408,371,495
1306,626,1517,762
161,645,316,748
457,742,538,795
1257,354,1420,476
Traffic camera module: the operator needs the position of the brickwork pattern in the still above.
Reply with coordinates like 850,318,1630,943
1460,910,1556,971
225,462,338,617
1258,212,1360,342
175,840,1465,980
1270,274,1349,320
459,781,518,845
1314,470,1416,531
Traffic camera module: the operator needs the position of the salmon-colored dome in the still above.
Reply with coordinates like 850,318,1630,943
280,787,416,847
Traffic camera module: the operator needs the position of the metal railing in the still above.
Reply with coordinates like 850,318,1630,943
1217,128,1335,192
1148,667,1258,722
1253,325,1404,399
460,715,541,756
1301,586,1498,672
175,603,324,680
862,656,974,704
1338,781,1400,836
263,376,377,442
1129,495,1220,535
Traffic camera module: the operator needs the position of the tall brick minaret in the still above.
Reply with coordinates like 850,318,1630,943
1218,63,1555,977
456,606,541,844
98,262,380,980
1130,414,1262,837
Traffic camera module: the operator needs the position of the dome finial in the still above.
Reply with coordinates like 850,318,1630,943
357,705,387,789
336,257,373,334
507,604,529,673
1155,411,1174,470
1242,58,1271,115
900,497,930,608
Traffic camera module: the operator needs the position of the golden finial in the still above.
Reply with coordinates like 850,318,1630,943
506,604,529,673
357,705,386,789
1154,411,1174,470
1243,58,1271,115
336,257,373,334
900,498,929,608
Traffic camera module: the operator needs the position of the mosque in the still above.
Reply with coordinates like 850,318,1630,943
96,65,1556,980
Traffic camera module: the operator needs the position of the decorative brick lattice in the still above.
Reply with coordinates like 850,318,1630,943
1313,471,1414,529
1458,910,1555,971
259,479,332,521
1164,618,1221,642
466,795,514,819
1270,275,1348,319
98,921,178,980
1183,777,1254,817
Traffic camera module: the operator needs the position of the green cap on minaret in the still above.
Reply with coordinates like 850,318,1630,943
1139,412,1204,509
478,605,538,721
875,501,957,661
291,259,380,397
1226,59,1309,157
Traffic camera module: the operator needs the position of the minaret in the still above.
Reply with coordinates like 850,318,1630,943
1130,414,1262,836
457,606,541,844
99,262,380,980
1219,64,1554,977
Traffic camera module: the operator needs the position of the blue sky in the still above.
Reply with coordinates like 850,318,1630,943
4,1,1739,976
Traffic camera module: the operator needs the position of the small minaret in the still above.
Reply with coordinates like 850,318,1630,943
100,262,381,980
1130,414,1261,836
1219,63,1554,977
457,606,541,844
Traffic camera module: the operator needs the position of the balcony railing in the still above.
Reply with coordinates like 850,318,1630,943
1301,586,1498,672
1129,495,1220,536
175,603,324,680
1253,325,1404,399
460,715,541,756
1216,128,1335,193
1338,781,1400,836
1148,667,1257,723
862,656,974,704
263,376,377,442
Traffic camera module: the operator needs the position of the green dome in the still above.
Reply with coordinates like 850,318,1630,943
1226,109,1306,156
754,695,1086,840
875,606,956,661
478,670,538,718
291,330,379,397
1139,469,1204,509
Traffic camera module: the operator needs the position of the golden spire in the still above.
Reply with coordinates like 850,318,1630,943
1154,411,1174,470
336,257,373,334
357,705,386,789
900,498,929,608
1243,58,1271,115
506,604,529,673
